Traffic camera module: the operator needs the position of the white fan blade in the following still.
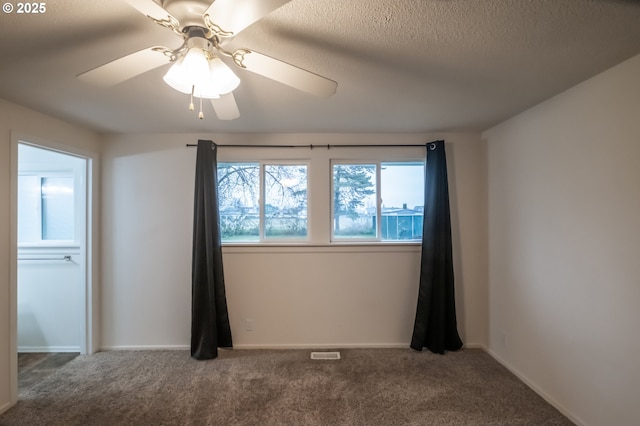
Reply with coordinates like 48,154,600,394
123,0,178,24
211,93,240,120
204,0,291,37
232,49,337,98
77,47,170,86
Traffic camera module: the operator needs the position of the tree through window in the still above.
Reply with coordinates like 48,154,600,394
333,164,376,238
332,161,424,241
218,162,308,242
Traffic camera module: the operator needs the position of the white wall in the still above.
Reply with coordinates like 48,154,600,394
0,98,101,413
100,132,487,350
484,54,640,426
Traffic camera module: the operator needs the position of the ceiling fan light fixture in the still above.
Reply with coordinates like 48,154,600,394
163,48,224,99
163,56,190,94
182,47,211,87
209,57,240,95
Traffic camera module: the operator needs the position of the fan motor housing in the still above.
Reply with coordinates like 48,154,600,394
162,0,212,30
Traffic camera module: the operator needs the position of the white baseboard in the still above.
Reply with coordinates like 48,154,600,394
99,345,190,351
0,400,13,415
100,343,412,351
233,343,410,350
485,347,586,426
98,343,488,351
18,346,81,353
462,343,486,350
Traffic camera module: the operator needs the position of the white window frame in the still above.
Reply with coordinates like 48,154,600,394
330,160,381,242
330,159,425,243
217,146,425,246
260,161,310,242
218,160,310,243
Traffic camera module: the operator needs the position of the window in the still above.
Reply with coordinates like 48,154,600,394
218,162,260,241
380,162,424,240
332,161,424,241
217,149,425,245
218,162,308,242
264,165,307,239
18,174,75,243
332,164,377,238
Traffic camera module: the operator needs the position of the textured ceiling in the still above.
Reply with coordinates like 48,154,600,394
0,0,639,134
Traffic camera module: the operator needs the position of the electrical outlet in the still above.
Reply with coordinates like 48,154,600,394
245,319,254,331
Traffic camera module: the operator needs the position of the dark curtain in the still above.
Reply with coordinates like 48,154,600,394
191,139,233,360
410,140,463,354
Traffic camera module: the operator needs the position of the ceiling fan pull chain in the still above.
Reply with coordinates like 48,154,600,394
189,85,195,111
199,97,204,119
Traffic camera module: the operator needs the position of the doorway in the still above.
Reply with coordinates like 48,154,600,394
14,141,90,389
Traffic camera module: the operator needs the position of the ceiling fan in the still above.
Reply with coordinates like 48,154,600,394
77,0,338,120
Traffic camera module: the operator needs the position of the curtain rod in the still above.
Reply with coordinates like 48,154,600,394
186,142,440,149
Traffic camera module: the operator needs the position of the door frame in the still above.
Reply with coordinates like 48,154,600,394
9,132,97,404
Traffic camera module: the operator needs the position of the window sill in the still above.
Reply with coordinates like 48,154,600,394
222,242,421,254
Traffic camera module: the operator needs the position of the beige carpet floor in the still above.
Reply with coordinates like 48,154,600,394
0,348,573,425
